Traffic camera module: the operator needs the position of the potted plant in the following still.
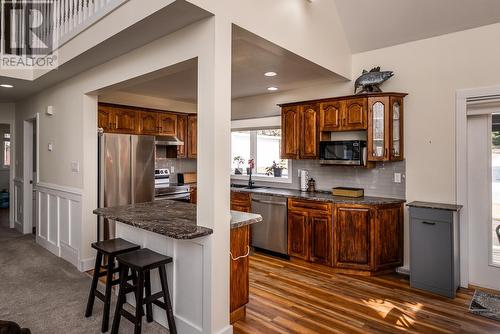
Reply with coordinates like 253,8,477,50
247,159,255,175
233,156,245,174
265,160,287,177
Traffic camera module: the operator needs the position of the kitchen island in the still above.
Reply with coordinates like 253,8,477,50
93,200,262,333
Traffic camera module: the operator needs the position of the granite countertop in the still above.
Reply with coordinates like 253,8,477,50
407,201,463,212
231,186,405,205
93,200,262,240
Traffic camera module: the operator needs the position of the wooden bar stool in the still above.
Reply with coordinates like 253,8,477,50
111,248,177,334
85,238,141,333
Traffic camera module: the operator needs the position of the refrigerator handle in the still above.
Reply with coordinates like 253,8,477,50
130,135,135,204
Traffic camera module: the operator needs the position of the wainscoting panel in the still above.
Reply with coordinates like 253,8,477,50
35,183,82,267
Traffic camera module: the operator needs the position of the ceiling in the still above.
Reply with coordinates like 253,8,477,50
0,1,212,102
101,26,342,103
334,0,500,53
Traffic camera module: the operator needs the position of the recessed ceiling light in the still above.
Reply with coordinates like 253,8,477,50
267,87,278,91
264,72,277,77
0,84,13,88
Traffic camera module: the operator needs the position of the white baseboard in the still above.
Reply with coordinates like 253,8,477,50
396,266,410,275
217,325,233,334
61,241,79,268
79,257,96,272
36,235,60,257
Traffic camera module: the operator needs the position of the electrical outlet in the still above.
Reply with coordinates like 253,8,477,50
48,143,53,151
71,161,80,173
394,173,402,183
170,166,175,174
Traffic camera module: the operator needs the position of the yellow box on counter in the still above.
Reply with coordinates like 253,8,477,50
332,187,364,198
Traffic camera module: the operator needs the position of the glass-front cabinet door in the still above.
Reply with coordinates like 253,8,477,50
390,96,404,160
368,96,389,161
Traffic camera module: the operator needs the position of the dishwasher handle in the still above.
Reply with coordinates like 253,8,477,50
252,198,287,206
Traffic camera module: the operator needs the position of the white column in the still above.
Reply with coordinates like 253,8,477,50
197,16,232,334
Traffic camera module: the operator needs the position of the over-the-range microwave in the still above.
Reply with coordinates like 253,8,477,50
319,140,367,166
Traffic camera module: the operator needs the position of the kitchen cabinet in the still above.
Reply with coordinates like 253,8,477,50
190,186,197,204
158,113,177,136
389,96,404,161
230,225,250,323
138,111,158,135
333,205,372,270
281,106,299,159
286,199,404,275
98,104,113,132
187,115,197,159
177,114,188,158
231,192,251,212
299,104,319,159
111,106,138,134
280,93,406,163
287,199,333,265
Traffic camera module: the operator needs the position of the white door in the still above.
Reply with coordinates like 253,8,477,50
467,114,500,290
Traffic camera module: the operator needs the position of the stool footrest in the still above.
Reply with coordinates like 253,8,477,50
144,292,164,305
95,290,105,302
120,309,137,323
152,300,166,310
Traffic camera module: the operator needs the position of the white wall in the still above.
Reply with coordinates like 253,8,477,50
188,0,352,79
99,91,197,113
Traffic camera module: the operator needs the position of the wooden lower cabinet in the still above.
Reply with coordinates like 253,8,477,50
230,193,251,323
287,199,403,275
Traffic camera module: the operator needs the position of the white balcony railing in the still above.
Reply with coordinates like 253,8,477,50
3,0,128,55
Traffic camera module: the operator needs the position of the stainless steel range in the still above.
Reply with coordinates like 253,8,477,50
154,168,191,202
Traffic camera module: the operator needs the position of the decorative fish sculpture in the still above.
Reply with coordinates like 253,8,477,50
354,67,394,94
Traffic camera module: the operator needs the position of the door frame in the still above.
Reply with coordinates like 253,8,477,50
22,115,39,234
456,85,500,288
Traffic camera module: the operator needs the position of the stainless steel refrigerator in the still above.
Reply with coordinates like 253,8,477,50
98,133,155,241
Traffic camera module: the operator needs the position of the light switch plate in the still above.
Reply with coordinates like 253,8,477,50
48,143,53,151
71,161,80,173
394,172,402,183
170,166,175,174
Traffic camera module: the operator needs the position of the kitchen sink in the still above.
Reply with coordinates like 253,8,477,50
231,184,265,190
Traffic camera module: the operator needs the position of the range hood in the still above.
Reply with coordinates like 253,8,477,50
155,135,184,146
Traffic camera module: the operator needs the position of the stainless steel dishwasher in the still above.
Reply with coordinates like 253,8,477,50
250,194,288,257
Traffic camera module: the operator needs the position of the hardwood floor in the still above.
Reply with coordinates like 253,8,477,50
233,253,500,334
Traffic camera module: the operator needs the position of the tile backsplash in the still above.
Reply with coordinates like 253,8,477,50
235,160,406,199
156,158,197,180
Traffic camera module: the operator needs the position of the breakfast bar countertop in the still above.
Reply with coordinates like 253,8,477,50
93,200,262,240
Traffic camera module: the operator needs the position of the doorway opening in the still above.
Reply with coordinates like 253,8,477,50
22,117,38,235
0,124,11,229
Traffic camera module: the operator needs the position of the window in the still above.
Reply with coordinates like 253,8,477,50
231,128,290,181
3,133,10,167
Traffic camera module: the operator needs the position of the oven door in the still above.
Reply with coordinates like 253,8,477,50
155,192,191,202
320,141,362,165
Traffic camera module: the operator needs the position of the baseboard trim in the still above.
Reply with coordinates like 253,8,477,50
36,235,60,257
79,257,96,272
60,241,79,268
396,266,410,276
217,324,233,334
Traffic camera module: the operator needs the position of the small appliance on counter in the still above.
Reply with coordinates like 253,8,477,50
299,169,309,192
319,140,367,166
177,172,197,185
307,178,316,192
332,187,364,198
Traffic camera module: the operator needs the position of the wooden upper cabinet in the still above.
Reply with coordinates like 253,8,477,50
299,104,319,159
177,114,188,158
287,210,309,260
389,96,404,161
98,105,113,131
281,106,299,159
158,113,177,136
367,96,390,162
309,213,333,266
334,206,372,270
138,111,158,135
112,107,138,134
187,115,197,158
343,98,368,130
320,101,342,132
